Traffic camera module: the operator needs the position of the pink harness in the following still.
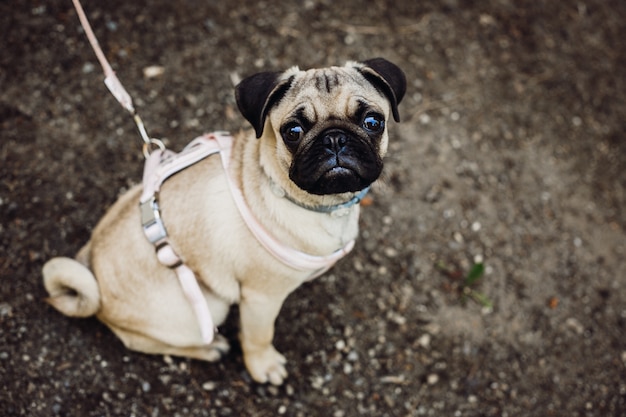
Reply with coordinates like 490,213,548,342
139,132,354,343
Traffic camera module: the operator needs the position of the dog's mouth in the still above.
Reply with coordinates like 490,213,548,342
324,166,354,178
313,166,362,194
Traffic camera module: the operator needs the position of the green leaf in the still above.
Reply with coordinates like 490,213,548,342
463,263,485,287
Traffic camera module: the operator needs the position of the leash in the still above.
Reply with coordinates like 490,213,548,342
71,0,163,158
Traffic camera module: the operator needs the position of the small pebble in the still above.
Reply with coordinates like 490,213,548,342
381,375,405,384
202,381,216,391
427,373,439,385
343,363,353,374
565,317,585,335
417,333,431,348
82,62,95,74
384,247,398,257
311,376,324,389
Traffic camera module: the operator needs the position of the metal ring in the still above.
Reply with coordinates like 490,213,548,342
142,138,166,158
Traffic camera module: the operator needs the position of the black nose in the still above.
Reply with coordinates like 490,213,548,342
322,130,348,153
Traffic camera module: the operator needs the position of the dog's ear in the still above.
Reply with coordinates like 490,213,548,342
235,72,294,138
359,58,407,122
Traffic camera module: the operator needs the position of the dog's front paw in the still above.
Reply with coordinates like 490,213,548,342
244,345,287,385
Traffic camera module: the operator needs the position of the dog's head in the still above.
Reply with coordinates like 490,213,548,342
236,58,406,196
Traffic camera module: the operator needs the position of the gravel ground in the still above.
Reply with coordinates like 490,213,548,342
1,0,625,416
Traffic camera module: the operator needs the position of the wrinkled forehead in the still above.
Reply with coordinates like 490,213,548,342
281,67,388,121
296,67,367,92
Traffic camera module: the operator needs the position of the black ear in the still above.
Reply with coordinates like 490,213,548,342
360,58,407,122
235,71,294,138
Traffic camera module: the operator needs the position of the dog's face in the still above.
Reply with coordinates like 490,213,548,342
236,58,406,195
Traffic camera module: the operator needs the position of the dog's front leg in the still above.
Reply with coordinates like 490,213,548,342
238,284,295,385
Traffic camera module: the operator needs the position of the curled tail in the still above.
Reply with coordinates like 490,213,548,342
43,257,100,317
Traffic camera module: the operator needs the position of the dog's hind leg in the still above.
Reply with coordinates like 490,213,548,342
107,325,231,362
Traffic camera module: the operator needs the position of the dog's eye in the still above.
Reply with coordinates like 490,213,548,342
282,123,305,142
362,114,385,133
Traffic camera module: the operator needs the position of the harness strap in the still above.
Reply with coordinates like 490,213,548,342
139,136,223,203
140,136,223,345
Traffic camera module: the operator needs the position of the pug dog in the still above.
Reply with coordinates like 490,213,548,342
43,58,406,385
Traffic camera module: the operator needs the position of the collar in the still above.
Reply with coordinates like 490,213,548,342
270,181,370,216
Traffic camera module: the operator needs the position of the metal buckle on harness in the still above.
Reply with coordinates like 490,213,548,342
140,195,168,244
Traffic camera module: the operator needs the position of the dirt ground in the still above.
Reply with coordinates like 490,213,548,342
1,0,625,416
